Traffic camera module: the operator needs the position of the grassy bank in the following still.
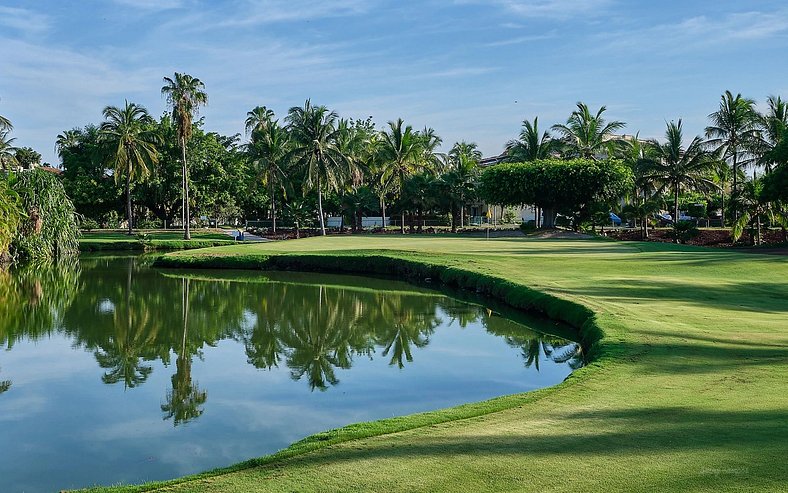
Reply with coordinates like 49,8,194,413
78,230,239,251
84,236,788,492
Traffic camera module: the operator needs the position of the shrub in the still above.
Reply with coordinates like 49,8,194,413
10,170,80,261
80,217,99,231
519,220,536,234
668,220,699,244
0,178,22,260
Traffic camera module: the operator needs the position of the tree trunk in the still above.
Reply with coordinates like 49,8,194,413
182,141,191,240
460,204,464,228
542,207,556,228
381,196,387,229
317,176,326,236
732,153,738,223
401,212,406,234
125,167,133,235
756,213,762,246
271,193,277,234
674,185,680,225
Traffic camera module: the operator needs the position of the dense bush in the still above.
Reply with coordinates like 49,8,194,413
478,159,632,228
0,178,22,260
9,170,80,261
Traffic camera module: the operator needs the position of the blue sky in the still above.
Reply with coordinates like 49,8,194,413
1,0,787,165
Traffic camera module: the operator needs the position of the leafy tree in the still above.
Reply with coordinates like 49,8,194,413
162,72,208,239
14,147,41,170
506,117,560,161
99,101,159,235
286,99,350,235
59,125,123,223
637,120,719,228
479,158,632,228
552,102,625,160
705,90,759,209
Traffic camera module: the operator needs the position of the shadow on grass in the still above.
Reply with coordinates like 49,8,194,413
563,279,788,314
260,406,786,490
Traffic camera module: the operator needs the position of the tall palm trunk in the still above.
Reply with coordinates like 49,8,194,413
317,175,326,236
731,151,738,223
460,205,464,228
271,191,277,233
380,196,386,229
125,163,133,236
182,139,191,240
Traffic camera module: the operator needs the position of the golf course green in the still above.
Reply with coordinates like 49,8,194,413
84,235,788,492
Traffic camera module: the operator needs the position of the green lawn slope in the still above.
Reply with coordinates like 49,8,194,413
83,236,788,492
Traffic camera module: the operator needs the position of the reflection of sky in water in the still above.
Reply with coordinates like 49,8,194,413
0,258,580,492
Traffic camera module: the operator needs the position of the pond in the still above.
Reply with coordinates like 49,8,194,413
0,255,582,492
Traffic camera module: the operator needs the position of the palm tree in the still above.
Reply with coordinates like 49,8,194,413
248,120,290,233
506,117,560,161
99,101,159,235
0,114,11,132
285,99,349,235
754,96,788,173
552,102,625,159
0,131,18,171
380,118,423,233
245,105,275,136
417,126,444,172
705,90,759,218
446,141,481,229
161,72,208,240
638,120,719,232
732,177,788,245
55,129,81,161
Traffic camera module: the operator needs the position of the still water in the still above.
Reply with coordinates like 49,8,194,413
0,255,581,492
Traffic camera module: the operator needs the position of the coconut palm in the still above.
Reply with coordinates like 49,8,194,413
380,118,423,233
245,105,275,136
705,91,759,211
99,101,159,235
638,120,719,231
732,178,788,245
285,99,349,235
445,141,481,229
506,117,560,161
247,120,290,233
161,72,208,240
416,126,444,172
754,96,788,173
552,102,626,159
55,129,81,160
0,114,11,132
0,131,18,171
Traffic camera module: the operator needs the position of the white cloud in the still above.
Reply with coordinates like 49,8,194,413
598,10,788,53
485,32,556,46
458,0,614,20
0,6,50,34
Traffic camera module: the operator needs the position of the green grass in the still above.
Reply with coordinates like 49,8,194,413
78,230,240,251
81,236,788,492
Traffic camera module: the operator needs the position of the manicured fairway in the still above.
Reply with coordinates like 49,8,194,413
85,236,788,492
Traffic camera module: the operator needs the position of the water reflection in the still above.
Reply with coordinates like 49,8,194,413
0,255,583,417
